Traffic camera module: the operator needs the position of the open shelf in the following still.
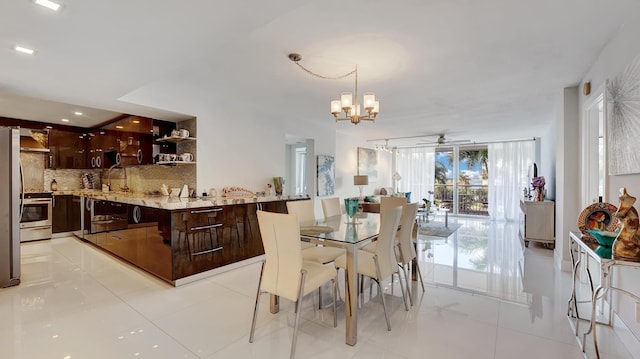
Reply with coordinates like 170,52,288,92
156,136,196,143
156,161,197,165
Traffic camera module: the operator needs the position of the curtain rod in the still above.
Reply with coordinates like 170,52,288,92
394,137,537,149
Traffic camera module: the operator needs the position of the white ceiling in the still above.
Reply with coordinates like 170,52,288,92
1,0,638,144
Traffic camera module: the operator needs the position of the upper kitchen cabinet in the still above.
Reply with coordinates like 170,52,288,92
86,129,119,169
47,128,86,169
100,116,155,166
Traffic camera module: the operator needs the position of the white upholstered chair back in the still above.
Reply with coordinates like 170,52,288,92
256,210,303,301
286,200,315,226
374,205,403,279
321,197,341,219
380,197,408,222
397,203,419,264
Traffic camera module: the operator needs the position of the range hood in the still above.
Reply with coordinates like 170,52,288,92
20,129,50,153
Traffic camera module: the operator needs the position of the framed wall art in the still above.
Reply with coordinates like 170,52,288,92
357,147,378,182
317,155,335,196
607,53,640,175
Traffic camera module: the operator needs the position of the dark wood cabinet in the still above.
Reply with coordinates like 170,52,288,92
86,129,119,169
52,195,81,233
47,129,86,169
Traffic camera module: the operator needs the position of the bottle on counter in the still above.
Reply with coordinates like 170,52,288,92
51,179,58,191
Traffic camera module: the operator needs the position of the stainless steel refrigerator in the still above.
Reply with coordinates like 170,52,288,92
0,127,21,287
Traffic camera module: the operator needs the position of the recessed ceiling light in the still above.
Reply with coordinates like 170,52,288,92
14,46,35,55
132,120,140,124
61,118,69,122
116,125,124,129
74,111,83,116
35,0,61,11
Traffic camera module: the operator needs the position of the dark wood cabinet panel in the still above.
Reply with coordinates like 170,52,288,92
47,129,86,169
52,195,81,233
79,199,299,284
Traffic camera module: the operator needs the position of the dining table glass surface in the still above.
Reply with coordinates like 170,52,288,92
300,213,380,244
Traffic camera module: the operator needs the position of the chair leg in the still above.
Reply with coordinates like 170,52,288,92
291,270,307,359
332,277,338,328
416,261,426,292
373,255,392,331
400,263,414,307
397,267,409,311
249,261,265,343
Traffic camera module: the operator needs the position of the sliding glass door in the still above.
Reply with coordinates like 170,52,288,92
434,145,488,215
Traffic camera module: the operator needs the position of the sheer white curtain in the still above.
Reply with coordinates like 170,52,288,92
488,141,535,221
395,147,435,203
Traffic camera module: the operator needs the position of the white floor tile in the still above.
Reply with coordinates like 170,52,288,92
1,217,637,359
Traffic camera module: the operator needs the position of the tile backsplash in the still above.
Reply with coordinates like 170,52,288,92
44,165,196,195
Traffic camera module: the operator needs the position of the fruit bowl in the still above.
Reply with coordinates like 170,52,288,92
587,229,619,247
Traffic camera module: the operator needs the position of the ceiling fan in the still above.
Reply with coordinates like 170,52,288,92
418,134,470,146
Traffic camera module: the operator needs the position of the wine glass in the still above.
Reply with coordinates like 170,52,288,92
344,198,359,223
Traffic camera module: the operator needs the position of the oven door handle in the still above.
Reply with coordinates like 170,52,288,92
23,199,53,204
21,225,52,231
92,220,116,225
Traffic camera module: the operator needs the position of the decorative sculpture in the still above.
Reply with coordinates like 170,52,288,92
613,187,640,259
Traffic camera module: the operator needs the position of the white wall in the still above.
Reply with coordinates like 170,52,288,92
555,87,581,272
578,9,640,345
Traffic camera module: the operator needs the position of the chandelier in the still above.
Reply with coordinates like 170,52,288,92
288,53,379,125
375,139,393,153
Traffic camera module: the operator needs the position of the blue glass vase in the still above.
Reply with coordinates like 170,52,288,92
344,198,359,223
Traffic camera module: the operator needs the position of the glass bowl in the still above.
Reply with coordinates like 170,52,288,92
587,229,618,247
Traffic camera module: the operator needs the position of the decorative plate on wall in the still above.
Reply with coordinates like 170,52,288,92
577,202,620,239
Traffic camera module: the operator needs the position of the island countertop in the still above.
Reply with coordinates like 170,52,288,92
53,189,309,210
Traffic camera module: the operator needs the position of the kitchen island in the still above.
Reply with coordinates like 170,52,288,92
63,190,308,285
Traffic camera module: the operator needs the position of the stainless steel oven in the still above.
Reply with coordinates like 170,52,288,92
20,192,53,242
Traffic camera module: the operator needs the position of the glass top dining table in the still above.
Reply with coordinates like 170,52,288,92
301,213,381,346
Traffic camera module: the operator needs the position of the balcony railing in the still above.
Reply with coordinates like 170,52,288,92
433,184,488,216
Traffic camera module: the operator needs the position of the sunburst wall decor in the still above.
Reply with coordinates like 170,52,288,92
607,53,640,175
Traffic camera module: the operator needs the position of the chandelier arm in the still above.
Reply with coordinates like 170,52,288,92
293,61,356,80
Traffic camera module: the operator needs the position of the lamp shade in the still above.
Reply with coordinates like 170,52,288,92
392,172,402,181
354,175,368,186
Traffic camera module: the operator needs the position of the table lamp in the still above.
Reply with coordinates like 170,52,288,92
354,175,368,199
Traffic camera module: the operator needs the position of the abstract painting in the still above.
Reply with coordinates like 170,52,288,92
357,147,378,182
317,155,335,196
607,53,640,175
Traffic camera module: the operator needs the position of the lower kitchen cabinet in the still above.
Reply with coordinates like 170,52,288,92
52,195,81,233
78,197,301,285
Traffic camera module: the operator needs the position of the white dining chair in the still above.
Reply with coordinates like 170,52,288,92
321,197,341,219
395,202,424,306
334,205,408,331
250,210,337,359
286,200,345,307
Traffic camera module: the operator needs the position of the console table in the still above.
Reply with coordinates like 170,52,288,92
567,231,640,358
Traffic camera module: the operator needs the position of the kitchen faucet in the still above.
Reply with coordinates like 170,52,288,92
107,164,130,192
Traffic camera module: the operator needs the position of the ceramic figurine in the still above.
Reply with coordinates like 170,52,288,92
613,187,640,259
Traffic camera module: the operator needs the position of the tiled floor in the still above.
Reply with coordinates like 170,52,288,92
0,217,635,358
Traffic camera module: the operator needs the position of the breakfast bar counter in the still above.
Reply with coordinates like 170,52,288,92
68,190,307,285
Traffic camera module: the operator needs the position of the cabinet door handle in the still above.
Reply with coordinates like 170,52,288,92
190,208,222,214
190,224,222,231
111,235,122,240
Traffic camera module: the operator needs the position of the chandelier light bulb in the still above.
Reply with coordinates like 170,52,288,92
363,92,375,111
341,92,353,110
330,99,341,115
